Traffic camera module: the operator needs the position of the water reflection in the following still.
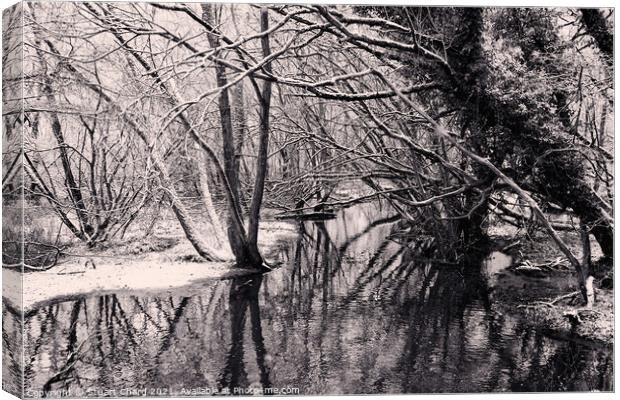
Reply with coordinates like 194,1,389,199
2,202,613,396
218,276,270,393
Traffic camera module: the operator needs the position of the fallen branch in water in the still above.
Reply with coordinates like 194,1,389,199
517,290,581,310
515,257,569,272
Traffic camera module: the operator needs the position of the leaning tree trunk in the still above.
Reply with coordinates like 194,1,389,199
162,164,230,262
199,152,229,252
381,73,594,303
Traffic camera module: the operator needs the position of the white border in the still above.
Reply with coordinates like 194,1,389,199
0,1,616,400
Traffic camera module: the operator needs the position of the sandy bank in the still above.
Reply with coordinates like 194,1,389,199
3,220,299,312
3,260,253,312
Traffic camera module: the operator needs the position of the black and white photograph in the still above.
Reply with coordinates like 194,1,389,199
1,0,615,397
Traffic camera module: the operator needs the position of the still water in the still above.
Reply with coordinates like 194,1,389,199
2,202,613,396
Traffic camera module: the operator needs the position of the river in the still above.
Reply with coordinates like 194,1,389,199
2,202,613,396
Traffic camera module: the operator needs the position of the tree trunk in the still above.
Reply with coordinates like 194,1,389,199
246,8,273,265
201,3,262,267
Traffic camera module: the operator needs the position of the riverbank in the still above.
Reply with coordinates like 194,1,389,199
3,217,298,312
489,229,613,346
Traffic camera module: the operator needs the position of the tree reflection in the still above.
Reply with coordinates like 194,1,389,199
218,275,271,393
